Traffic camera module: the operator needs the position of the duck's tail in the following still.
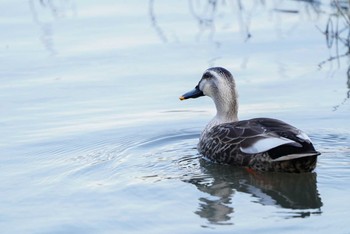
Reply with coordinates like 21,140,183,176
268,151,320,173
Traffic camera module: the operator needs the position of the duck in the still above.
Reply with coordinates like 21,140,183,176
179,67,320,173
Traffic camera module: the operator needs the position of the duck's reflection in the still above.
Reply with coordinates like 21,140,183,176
184,159,322,225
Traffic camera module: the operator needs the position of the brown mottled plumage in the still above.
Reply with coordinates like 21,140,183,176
180,67,320,173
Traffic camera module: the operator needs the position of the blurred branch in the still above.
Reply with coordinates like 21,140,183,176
318,0,350,110
149,0,168,43
332,0,350,24
29,0,76,56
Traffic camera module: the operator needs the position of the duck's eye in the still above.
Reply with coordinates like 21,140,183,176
202,72,212,80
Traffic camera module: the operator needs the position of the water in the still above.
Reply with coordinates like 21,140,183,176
1,0,350,233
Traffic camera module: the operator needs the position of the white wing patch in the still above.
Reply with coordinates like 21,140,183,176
272,153,318,162
240,137,299,154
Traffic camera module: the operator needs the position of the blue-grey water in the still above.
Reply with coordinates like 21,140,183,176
1,0,350,233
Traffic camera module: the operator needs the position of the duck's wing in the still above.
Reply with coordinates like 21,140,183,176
200,118,318,161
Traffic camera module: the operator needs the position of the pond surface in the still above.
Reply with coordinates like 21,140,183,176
1,0,350,233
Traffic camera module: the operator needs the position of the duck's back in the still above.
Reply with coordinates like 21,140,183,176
198,118,319,172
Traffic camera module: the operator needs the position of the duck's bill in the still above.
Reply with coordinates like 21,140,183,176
179,86,204,100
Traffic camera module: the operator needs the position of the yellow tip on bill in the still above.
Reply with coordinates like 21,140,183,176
179,96,185,101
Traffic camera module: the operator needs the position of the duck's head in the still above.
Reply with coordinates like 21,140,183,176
179,67,236,100
180,67,238,121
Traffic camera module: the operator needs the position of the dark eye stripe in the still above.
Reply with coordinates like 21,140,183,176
202,72,212,79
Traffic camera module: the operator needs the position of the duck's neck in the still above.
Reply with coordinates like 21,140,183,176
213,96,238,124
199,95,238,142
201,96,238,136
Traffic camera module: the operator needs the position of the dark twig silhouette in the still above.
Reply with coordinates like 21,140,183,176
28,0,76,55
149,0,168,43
318,0,350,110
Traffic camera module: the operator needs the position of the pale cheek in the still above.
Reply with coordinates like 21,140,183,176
201,81,217,97
202,84,212,97
199,82,208,94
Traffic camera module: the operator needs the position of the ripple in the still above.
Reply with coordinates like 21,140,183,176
14,125,329,228
133,133,203,183
307,129,350,185
310,130,350,152
46,129,203,187
60,126,350,188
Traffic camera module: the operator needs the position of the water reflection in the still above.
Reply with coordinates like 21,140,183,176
185,160,322,225
29,0,76,55
148,0,350,106
149,0,324,43
149,0,168,43
318,0,350,109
